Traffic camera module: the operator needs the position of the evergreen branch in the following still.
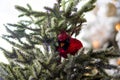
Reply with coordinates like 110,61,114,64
19,68,28,80
63,1,73,18
77,0,96,15
34,48,46,59
15,5,29,13
8,66,18,80
46,11,51,28
7,23,41,32
97,67,110,78
44,6,61,18
3,25,24,43
38,60,53,78
15,49,35,65
33,66,38,78
0,64,8,76
2,37,21,48
89,47,120,59
26,27,41,32
71,0,96,17
30,11,51,17
105,54,120,58
2,36,34,50
25,35,39,46
95,61,118,69
0,47,11,58
35,17,46,24
15,5,50,17
56,0,62,5
0,47,18,60
16,50,29,63
27,4,32,11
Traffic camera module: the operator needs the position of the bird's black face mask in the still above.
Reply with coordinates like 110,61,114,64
58,38,70,50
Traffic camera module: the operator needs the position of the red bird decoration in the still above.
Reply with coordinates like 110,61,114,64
57,31,83,58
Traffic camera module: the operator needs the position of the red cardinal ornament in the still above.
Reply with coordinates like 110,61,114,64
57,31,83,58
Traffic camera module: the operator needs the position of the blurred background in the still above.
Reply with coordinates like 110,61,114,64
0,0,120,69
80,0,120,49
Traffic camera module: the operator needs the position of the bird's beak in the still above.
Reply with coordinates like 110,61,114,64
60,42,65,47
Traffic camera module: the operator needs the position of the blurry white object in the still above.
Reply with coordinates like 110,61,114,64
116,31,120,49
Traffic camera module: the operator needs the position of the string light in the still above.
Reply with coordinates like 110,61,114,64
115,23,120,31
92,40,100,49
117,58,120,65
